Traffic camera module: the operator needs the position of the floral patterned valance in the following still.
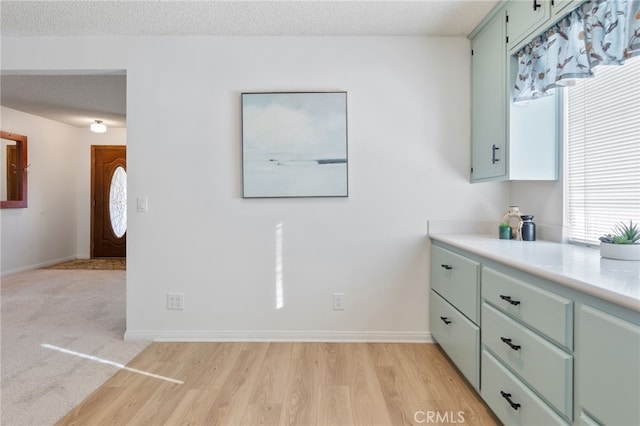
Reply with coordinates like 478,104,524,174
513,0,640,102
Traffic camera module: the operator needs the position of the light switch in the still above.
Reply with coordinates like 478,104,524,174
137,196,148,213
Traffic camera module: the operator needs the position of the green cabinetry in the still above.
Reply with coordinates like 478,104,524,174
482,350,569,425
429,239,640,425
506,0,551,53
578,304,640,426
469,1,560,183
482,303,573,418
429,245,481,390
471,8,507,181
506,0,584,54
430,290,480,390
482,266,574,423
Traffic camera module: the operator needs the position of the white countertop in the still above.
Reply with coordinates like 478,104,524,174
429,234,640,312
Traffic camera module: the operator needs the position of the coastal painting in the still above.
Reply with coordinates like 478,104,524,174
241,92,348,198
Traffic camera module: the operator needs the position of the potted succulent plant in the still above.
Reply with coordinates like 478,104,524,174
599,220,640,261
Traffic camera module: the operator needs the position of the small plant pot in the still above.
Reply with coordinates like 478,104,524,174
499,227,512,240
600,243,640,261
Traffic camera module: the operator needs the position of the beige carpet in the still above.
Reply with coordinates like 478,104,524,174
44,258,126,270
1,269,149,426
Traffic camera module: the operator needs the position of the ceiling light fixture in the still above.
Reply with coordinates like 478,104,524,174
90,120,107,133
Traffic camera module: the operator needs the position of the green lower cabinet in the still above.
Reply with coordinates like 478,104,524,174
482,303,573,419
578,304,640,426
481,350,569,425
430,240,640,426
430,290,480,390
578,411,601,426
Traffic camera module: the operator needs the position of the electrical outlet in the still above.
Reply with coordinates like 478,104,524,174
333,293,344,310
167,293,184,310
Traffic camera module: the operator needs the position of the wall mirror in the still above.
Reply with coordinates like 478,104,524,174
1,131,28,208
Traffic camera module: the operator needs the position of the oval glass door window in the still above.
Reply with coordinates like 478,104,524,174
109,166,127,238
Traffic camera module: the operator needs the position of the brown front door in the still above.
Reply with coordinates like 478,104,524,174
92,146,126,258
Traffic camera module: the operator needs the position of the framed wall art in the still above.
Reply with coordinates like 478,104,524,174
241,92,348,198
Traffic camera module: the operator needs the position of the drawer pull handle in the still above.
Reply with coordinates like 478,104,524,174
500,337,522,351
440,316,452,325
440,264,453,270
500,391,521,410
499,295,521,306
492,144,500,164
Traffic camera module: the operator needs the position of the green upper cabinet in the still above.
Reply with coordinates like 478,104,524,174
506,0,551,54
507,0,585,53
551,0,583,18
470,1,560,183
471,9,507,182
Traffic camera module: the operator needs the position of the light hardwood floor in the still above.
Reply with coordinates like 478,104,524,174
57,342,498,425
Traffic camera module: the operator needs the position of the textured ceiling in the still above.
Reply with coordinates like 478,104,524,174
1,74,127,128
1,1,498,37
0,1,498,129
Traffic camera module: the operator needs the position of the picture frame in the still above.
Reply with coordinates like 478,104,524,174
241,91,348,198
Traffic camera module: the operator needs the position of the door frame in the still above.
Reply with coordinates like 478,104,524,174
91,145,126,258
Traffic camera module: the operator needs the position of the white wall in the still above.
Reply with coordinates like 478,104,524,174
3,36,510,341
1,107,79,274
510,180,564,240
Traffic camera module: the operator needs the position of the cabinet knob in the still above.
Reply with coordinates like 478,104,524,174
440,316,452,325
533,0,541,10
440,264,453,270
500,337,522,351
500,391,521,410
499,294,521,306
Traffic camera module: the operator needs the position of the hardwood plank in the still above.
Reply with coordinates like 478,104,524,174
204,343,270,425
249,343,295,405
317,385,355,426
241,403,283,426
279,344,320,426
56,342,498,426
348,344,393,426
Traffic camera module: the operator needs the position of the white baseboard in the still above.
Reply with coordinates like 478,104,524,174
125,329,433,343
1,255,78,277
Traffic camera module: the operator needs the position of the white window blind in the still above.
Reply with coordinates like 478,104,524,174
565,55,640,245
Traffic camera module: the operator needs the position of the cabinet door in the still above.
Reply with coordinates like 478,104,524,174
507,0,551,53
578,304,640,426
471,10,507,182
551,0,582,19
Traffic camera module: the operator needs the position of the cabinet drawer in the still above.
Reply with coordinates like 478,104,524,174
431,245,480,323
578,304,640,426
483,303,573,419
483,267,573,350
481,350,569,426
430,290,480,390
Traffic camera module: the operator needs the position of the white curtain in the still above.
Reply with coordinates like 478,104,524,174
513,0,640,101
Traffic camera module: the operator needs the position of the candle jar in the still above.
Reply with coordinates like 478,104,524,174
499,226,512,239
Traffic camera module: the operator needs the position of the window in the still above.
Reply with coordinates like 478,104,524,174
565,55,640,245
